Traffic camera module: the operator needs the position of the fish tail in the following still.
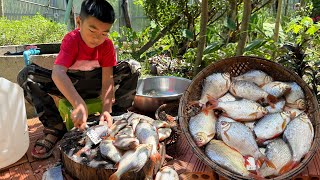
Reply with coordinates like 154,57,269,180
279,161,297,175
150,152,161,163
267,94,278,107
109,172,120,180
259,155,276,169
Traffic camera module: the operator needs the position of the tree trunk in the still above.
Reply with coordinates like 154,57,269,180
0,0,4,17
122,0,132,28
133,16,181,59
274,0,282,43
193,0,208,76
236,0,251,56
284,0,289,16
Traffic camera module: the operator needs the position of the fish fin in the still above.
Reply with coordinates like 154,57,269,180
243,155,252,166
109,172,120,180
223,131,230,141
206,97,219,109
150,153,161,163
165,114,175,122
256,138,265,145
259,156,276,169
267,94,278,108
279,161,295,175
290,112,296,119
249,112,259,119
282,120,287,130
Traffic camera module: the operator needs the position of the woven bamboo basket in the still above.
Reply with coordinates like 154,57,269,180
178,56,320,179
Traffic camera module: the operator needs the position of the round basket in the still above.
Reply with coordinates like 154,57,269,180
178,56,320,180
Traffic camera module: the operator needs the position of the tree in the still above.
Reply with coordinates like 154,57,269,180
193,0,208,76
122,0,132,28
236,0,252,55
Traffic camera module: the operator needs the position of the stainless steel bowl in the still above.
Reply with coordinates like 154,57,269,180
133,76,191,112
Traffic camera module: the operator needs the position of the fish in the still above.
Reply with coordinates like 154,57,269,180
261,81,291,98
109,144,153,180
205,139,261,178
215,116,235,140
218,92,236,102
74,124,109,157
229,80,277,105
116,126,134,137
284,82,306,110
232,70,273,86
99,139,122,163
197,72,231,105
207,98,268,121
158,128,172,141
253,111,291,144
220,121,275,169
265,99,286,113
283,113,314,169
113,134,140,150
155,166,179,180
243,121,256,131
125,112,155,124
258,139,292,177
109,119,128,138
135,122,161,162
188,110,216,147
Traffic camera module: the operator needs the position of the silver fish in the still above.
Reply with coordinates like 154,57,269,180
158,128,172,141
116,126,134,137
216,116,235,140
265,99,286,113
99,139,122,163
283,113,314,164
155,166,179,180
189,110,216,147
233,70,273,86
261,81,291,98
205,140,255,177
254,111,291,144
152,120,170,129
284,82,306,110
208,99,268,121
135,122,160,158
220,121,275,169
109,144,152,180
109,119,128,138
198,72,231,105
218,92,236,102
113,134,139,150
229,80,277,104
244,121,256,131
258,139,292,177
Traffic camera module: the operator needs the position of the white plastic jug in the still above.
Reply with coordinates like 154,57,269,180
0,77,29,169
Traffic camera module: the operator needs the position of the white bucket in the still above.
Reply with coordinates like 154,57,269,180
0,77,29,169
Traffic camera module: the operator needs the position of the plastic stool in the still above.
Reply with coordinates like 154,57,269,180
58,98,102,131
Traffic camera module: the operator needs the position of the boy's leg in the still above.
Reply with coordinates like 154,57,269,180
112,60,141,114
17,64,67,159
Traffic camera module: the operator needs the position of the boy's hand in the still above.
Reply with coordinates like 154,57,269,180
71,103,88,131
99,111,113,127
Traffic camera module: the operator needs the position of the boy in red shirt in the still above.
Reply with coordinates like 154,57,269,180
17,0,140,159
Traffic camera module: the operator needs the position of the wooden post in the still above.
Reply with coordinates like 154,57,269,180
0,0,4,17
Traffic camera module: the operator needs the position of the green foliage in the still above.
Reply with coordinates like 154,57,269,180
0,14,67,46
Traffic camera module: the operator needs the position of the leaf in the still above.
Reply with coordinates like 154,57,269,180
150,20,157,29
204,42,221,54
306,26,318,35
244,39,267,52
293,25,303,34
182,29,194,39
301,17,313,27
225,17,237,30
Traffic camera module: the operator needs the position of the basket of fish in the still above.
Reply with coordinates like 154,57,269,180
178,56,320,179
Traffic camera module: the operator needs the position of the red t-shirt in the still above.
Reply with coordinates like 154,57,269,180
54,29,117,71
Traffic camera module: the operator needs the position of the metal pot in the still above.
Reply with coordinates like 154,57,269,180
133,76,191,113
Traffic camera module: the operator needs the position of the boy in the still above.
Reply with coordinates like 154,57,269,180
17,0,140,159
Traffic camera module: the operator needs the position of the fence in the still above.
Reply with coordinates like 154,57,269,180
2,0,149,32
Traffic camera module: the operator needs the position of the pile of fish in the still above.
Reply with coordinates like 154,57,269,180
66,112,179,180
188,70,314,178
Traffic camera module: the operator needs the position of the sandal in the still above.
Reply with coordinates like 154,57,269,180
31,127,65,159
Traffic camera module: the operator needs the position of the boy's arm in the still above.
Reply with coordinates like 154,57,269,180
52,64,88,130
100,66,114,127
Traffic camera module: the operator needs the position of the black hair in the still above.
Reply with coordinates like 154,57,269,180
80,0,115,24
